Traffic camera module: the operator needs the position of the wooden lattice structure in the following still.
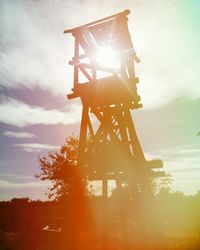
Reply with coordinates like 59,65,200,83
64,9,165,249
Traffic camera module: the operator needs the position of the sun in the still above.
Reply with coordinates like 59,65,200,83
94,46,119,69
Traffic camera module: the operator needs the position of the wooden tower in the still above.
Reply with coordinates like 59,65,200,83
64,9,164,249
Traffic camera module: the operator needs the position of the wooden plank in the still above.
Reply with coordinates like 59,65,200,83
151,171,166,178
69,61,120,74
64,9,130,34
77,105,89,165
146,159,163,169
73,37,79,88
124,110,146,162
79,65,93,81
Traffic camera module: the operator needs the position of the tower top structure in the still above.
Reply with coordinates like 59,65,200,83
64,9,142,109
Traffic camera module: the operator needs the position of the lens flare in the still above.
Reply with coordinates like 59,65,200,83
94,46,118,68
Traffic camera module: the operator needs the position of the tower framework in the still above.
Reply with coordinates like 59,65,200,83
64,9,164,249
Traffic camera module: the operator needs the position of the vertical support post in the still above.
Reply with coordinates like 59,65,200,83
78,104,89,165
102,178,108,199
102,178,108,249
116,177,129,249
92,65,97,80
73,36,79,90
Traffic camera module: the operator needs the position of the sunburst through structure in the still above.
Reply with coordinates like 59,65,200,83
64,9,165,250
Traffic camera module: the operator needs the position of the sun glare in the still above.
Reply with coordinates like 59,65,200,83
94,46,119,68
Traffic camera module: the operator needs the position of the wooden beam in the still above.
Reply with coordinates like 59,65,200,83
151,171,166,178
64,9,130,34
77,105,89,165
79,65,93,81
73,37,79,88
146,159,163,169
69,61,120,74
124,109,145,162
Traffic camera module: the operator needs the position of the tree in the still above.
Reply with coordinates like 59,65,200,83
152,176,173,195
37,136,95,249
37,135,91,200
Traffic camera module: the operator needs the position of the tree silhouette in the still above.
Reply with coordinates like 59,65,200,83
37,136,91,200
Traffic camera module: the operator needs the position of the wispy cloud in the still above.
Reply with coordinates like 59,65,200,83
13,143,60,152
0,179,49,189
0,97,81,127
149,143,200,156
176,148,200,154
147,143,200,170
0,179,51,201
0,173,34,180
0,1,199,108
3,130,36,139
0,0,69,96
147,143,200,194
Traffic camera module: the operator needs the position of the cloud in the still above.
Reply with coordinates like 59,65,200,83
155,143,200,157
171,178,200,195
176,149,200,154
0,0,70,96
3,130,36,139
0,179,49,189
147,143,200,194
147,143,200,169
14,143,60,152
0,97,81,127
0,179,51,200
0,173,34,180
0,1,199,108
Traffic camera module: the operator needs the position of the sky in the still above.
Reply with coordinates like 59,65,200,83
0,0,200,200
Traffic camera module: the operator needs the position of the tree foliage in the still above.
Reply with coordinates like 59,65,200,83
37,136,89,200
